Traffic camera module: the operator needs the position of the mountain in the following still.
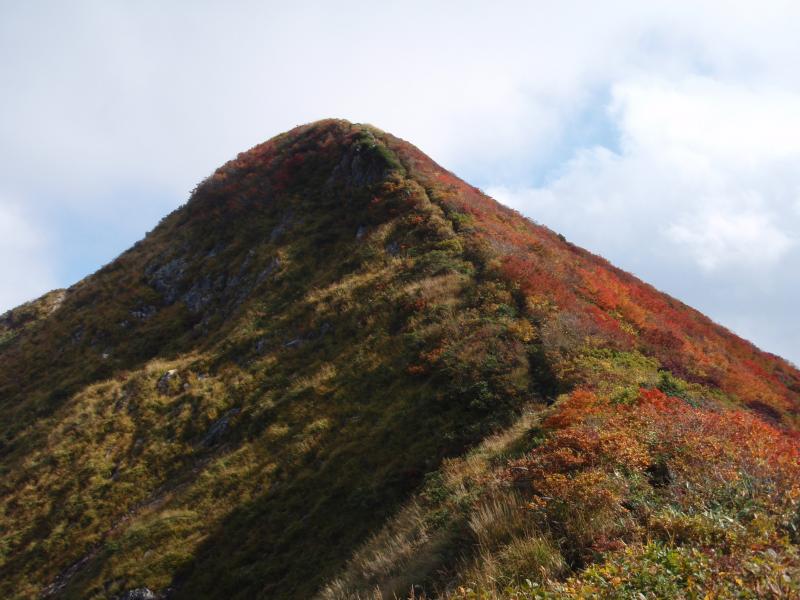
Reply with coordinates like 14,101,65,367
1,119,798,599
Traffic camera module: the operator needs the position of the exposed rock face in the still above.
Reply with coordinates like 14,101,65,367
269,210,296,243
256,257,281,283
131,305,157,320
143,240,280,317
156,369,179,394
327,132,394,189
181,274,222,314
118,588,158,600
145,257,187,304
201,408,241,447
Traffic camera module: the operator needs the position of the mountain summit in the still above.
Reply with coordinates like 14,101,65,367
1,120,799,599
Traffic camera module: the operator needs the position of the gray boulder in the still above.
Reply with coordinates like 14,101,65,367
145,257,187,304
156,369,179,394
118,588,157,600
201,408,241,447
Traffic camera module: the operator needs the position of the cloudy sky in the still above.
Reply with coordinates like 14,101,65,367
1,1,798,364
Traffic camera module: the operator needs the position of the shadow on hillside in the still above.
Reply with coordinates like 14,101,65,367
168,386,494,600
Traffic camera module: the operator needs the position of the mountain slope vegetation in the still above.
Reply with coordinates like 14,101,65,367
1,120,798,599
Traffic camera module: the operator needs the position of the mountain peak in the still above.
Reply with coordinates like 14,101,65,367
185,119,409,217
2,122,799,599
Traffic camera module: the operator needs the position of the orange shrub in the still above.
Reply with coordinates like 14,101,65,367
506,387,800,558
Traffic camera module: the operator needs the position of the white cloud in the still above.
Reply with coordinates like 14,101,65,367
0,201,56,310
489,76,800,362
511,78,800,273
612,79,800,167
666,209,793,270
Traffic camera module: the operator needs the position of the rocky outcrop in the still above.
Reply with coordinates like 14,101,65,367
117,588,158,600
327,132,396,189
145,258,187,304
156,369,179,395
201,408,241,447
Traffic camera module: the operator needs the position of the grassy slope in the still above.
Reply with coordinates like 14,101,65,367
0,121,545,599
1,119,798,599
322,128,800,598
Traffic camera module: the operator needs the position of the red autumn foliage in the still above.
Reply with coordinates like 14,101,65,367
381,131,800,427
510,388,800,515
198,119,800,428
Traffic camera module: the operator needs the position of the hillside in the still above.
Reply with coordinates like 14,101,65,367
1,119,798,599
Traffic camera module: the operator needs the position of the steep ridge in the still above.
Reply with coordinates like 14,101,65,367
0,120,798,599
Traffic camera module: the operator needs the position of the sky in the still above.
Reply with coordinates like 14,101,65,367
1,1,798,364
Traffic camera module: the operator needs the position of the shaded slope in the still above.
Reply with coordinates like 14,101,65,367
0,120,545,599
0,119,798,599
